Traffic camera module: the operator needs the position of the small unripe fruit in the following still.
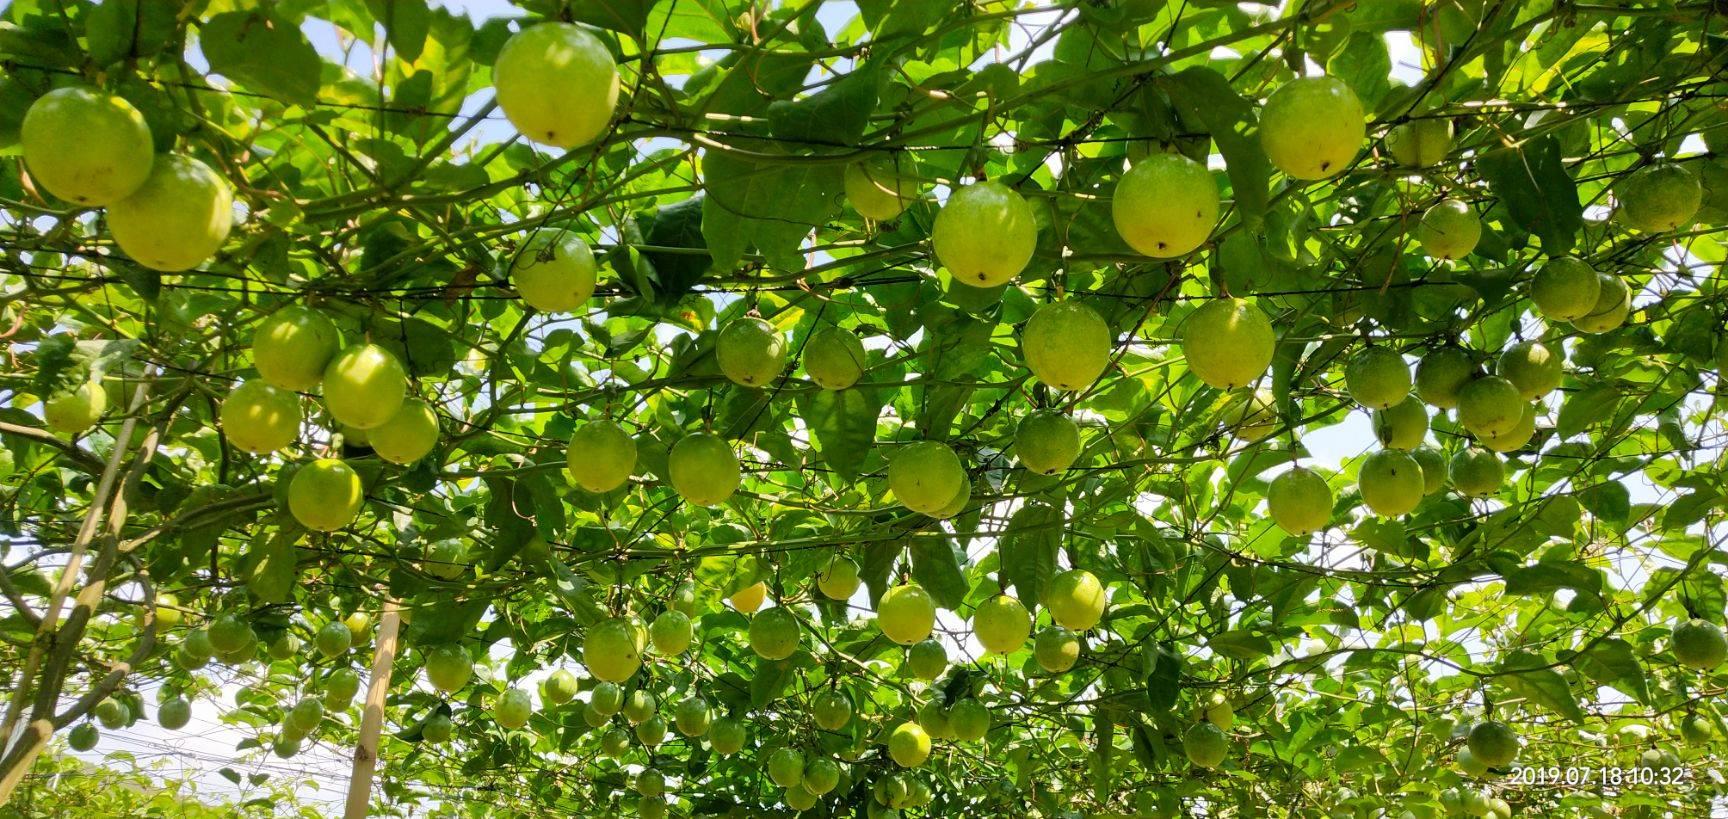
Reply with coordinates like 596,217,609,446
1571,272,1631,335
803,326,868,390
252,306,342,392
368,399,439,465
887,441,965,517
877,584,936,645
1021,301,1111,391
1384,118,1453,168
566,420,637,493
1414,346,1476,409
1416,198,1481,260
1268,466,1332,535
717,317,788,387
1359,450,1425,517
1345,347,1412,409
1015,411,1081,475
668,433,741,506
845,156,920,220
1467,721,1519,768
1530,257,1601,323
44,380,107,435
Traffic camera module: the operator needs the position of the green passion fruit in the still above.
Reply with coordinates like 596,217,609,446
1021,301,1111,391
21,86,154,206
251,306,342,392
510,230,598,313
1259,76,1365,180
1112,152,1220,258
287,458,365,532
931,181,1038,287
566,419,637,493
1359,449,1425,517
717,316,789,387
887,441,965,516
845,155,921,220
368,399,439,464
802,326,869,390
322,344,409,431
1015,410,1082,475
668,433,741,506
1268,466,1333,536
107,154,233,272
1181,298,1275,390
492,23,620,149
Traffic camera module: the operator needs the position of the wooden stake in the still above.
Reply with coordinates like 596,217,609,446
343,598,401,819
0,376,155,805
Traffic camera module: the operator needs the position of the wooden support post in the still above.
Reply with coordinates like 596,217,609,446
343,598,401,819
0,377,155,805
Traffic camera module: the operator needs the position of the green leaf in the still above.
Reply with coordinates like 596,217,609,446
1338,0,1424,31
241,527,301,605
1207,629,1275,661
1163,66,1270,222
794,387,883,482
1557,383,1621,438
571,0,662,39
1144,645,1183,711
1351,518,1408,554
1478,135,1582,253
701,147,845,273
86,0,178,65
768,68,881,147
857,0,946,39
1578,481,1630,527
406,599,487,645
859,540,900,608
31,336,83,398
1663,488,1721,530
371,316,459,378
28,336,132,402
367,0,431,63
1402,586,1448,621
1091,718,1116,805
1493,650,1585,723
1566,638,1650,704
908,538,968,610
1644,567,1725,620
200,10,324,107
620,195,713,306
750,658,794,706
1328,32,1392,112
1503,562,1602,598
1000,502,1061,610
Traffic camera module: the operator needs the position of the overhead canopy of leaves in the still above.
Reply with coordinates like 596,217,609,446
3,0,1728,817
